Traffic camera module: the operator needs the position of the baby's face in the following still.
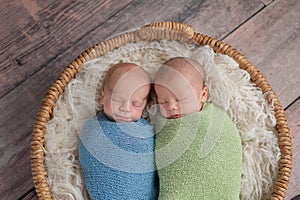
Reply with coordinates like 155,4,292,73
155,75,207,119
101,69,150,122
154,57,208,119
154,70,208,119
102,85,149,122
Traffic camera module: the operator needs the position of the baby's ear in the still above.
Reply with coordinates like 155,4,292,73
200,86,208,103
99,88,104,104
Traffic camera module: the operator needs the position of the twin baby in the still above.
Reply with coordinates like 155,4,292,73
78,57,243,200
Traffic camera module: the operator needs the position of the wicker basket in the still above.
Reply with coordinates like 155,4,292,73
31,21,292,200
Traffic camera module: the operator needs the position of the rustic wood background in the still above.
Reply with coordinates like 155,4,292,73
0,0,299,199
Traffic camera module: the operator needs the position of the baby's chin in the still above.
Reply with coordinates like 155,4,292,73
113,114,141,122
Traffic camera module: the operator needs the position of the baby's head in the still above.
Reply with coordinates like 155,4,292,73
100,63,151,122
154,57,208,119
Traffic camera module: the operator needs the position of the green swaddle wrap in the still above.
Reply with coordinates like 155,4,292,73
155,103,242,200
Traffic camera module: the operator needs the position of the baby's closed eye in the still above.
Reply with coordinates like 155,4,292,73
112,98,123,102
178,98,188,102
158,99,167,105
133,101,144,107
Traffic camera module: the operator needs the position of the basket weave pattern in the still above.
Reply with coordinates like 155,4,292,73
31,21,292,200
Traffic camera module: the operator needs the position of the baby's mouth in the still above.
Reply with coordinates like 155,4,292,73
114,114,131,121
168,114,183,119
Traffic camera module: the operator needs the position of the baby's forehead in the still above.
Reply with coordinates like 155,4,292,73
155,58,205,87
106,64,150,89
111,70,141,83
155,66,202,85
155,83,200,102
109,65,141,80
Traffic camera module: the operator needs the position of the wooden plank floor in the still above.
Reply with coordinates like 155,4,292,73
0,0,299,199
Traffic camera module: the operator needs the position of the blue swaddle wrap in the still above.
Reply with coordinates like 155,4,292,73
78,112,158,200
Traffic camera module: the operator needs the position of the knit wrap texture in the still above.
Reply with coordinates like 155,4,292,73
78,112,158,200
155,103,242,200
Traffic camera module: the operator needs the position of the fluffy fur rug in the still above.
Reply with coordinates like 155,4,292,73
44,40,280,200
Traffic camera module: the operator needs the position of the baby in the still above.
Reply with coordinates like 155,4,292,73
154,57,242,199
78,63,158,200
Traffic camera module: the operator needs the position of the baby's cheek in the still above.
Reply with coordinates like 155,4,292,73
159,106,168,117
132,110,144,121
183,104,199,114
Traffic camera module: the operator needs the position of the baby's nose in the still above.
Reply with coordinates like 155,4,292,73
120,102,132,112
168,100,179,110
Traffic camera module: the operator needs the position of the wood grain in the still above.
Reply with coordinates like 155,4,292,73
0,67,56,199
0,1,134,199
182,0,264,38
285,97,300,200
260,0,274,6
0,0,264,99
82,0,263,43
0,0,133,98
20,188,38,200
224,0,300,108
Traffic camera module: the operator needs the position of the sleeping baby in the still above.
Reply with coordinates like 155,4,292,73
154,57,242,199
78,63,158,199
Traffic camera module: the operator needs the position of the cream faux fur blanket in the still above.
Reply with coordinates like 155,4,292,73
44,39,280,200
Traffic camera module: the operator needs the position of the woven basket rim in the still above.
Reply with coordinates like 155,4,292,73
31,21,292,200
